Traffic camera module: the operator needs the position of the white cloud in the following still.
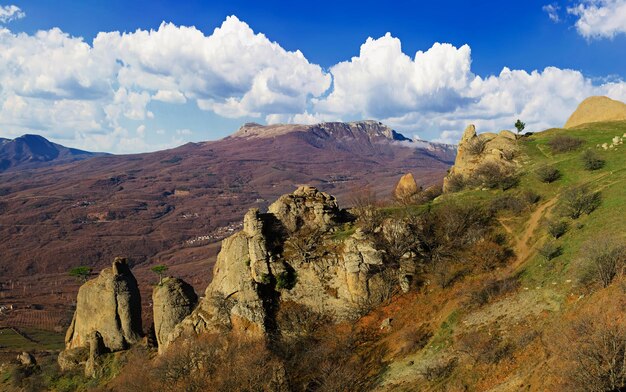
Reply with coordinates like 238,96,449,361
543,3,561,22
0,4,24,23
568,0,626,39
0,16,625,152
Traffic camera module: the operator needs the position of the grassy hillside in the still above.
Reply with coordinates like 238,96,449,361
379,121,626,391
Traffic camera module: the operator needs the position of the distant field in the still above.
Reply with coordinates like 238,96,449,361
0,326,64,351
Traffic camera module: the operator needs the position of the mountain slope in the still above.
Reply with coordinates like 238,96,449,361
0,121,454,314
0,134,105,172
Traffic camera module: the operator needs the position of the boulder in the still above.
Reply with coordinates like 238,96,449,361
64,257,142,352
393,173,420,201
153,277,198,353
268,185,341,232
57,347,88,371
17,352,36,367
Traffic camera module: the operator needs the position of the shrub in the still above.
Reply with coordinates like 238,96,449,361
468,276,520,307
564,318,626,392
445,173,465,192
538,241,562,260
547,135,583,153
561,185,601,219
581,149,605,171
546,219,569,239
469,162,519,190
276,269,297,290
536,165,561,183
580,238,626,288
465,137,487,155
521,190,541,205
420,358,458,382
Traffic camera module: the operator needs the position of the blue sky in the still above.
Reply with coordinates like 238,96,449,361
0,0,625,152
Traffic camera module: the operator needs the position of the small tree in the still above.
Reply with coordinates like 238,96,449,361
151,265,168,285
69,266,92,283
514,119,525,135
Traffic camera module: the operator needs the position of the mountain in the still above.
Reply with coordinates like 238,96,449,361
0,121,455,327
0,134,105,172
564,96,626,128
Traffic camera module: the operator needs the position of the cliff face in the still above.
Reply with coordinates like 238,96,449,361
166,186,404,347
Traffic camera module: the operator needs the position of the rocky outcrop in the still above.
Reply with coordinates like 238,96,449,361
63,257,142,352
153,277,198,353
166,186,404,349
84,331,105,378
17,352,36,367
443,125,519,192
564,96,626,129
393,173,420,201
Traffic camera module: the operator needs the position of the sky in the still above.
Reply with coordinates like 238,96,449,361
0,0,625,153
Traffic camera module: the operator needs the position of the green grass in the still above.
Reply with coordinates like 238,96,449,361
427,310,460,353
512,122,626,286
0,327,64,351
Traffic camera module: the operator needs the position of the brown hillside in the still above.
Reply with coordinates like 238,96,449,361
564,95,626,128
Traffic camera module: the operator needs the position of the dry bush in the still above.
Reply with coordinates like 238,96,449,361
561,185,601,219
538,241,563,260
466,137,488,155
581,149,605,171
350,187,384,234
580,237,626,288
490,191,539,214
420,357,458,382
457,330,516,365
445,173,466,192
466,240,515,271
283,226,325,264
546,219,569,239
536,165,561,183
563,317,626,392
547,135,584,153
467,276,520,307
397,324,433,356
468,162,519,190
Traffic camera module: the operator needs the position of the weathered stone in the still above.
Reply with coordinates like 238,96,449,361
393,173,420,201
64,257,142,352
443,124,519,192
57,347,88,371
85,331,105,378
153,277,198,354
170,187,403,343
17,352,36,367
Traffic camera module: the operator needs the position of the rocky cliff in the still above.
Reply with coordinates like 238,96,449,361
443,124,519,192
165,186,405,348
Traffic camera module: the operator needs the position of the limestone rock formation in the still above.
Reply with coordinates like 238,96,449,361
393,173,420,201
564,96,626,128
443,124,519,192
84,331,105,378
64,257,142,352
167,186,403,348
153,277,198,353
17,352,36,367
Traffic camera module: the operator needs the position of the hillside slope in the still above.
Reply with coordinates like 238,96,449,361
564,96,626,128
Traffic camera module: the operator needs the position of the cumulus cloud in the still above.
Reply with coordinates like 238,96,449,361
0,15,625,152
543,3,561,22
0,4,24,23
568,0,626,39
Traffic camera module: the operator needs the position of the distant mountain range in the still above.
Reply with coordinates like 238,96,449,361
0,134,106,172
0,121,455,287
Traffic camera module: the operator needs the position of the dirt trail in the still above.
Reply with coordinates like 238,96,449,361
499,196,558,270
